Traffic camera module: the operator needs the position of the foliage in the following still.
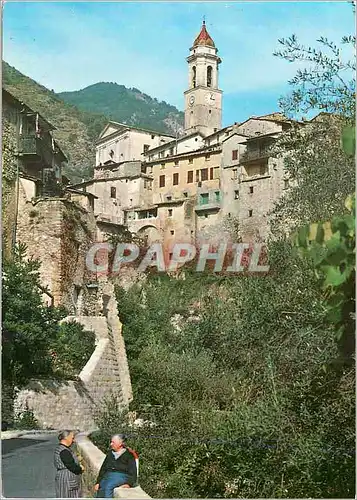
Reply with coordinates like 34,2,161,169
270,117,355,234
91,238,355,498
14,408,40,430
2,243,95,387
271,23,355,235
295,193,355,361
51,321,96,379
58,82,184,136
273,31,355,119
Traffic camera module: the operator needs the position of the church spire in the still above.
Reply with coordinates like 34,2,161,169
193,19,215,48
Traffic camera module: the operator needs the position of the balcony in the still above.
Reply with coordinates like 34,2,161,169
239,148,271,163
195,201,221,213
195,193,221,212
18,136,41,156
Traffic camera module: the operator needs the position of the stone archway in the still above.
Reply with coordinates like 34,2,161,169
137,225,162,245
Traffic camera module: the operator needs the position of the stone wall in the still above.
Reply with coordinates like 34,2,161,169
75,432,150,499
2,107,18,258
13,282,132,430
16,187,98,313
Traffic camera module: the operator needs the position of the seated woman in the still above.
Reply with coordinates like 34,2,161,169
94,434,137,498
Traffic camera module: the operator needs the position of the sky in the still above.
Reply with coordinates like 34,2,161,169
2,1,355,126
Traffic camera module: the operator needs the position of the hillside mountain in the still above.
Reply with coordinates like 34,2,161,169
2,61,106,183
58,82,184,137
2,62,184,183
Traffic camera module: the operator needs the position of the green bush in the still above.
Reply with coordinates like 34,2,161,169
14,409,40,430
90,242,355,498
50,321,96,379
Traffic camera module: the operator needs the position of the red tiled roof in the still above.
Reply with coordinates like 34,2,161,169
193,21,215,48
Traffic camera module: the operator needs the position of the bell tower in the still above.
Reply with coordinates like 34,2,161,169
184,20,222,137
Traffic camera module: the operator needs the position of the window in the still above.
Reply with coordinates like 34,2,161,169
170,148,174,156
201,168,208,181
200,193,209,205
187,171,193,183
210,167,214,180
161,162,165,169
169,252,173,260
168,209,173,217
209,110,212,114
170,230,175,235
151,135,155,140
192,66,196,87
284,179,289,189
232,150,238,161
174,160,179,166
234,190,239,199
166,196,172,201
189,158,193,164
260,165,267,175
249,186,254,194
249,210,253,217
232,169,238,180
196,170,200,182
159,175,165,188
143,144,150,153
207,66,212,87
205,154,210,161
215,191,221,202
110,186,116,198
173,173,179,185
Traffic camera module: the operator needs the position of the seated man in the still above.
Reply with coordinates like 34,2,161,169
94,434,137,498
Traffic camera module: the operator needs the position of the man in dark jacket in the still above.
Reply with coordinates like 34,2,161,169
94,434,137,498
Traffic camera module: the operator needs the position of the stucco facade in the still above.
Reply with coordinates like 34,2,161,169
96,123,174,166
73,22,298,251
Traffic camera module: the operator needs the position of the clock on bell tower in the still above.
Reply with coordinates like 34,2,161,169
184,20,222,137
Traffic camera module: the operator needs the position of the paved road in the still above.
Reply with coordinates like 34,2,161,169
2,433,57,498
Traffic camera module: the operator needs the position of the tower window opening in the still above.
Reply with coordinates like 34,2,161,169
207,66,212,87
192,66,196,88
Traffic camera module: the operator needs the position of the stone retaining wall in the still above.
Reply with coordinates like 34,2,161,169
75,432,150,499
13,282,132,430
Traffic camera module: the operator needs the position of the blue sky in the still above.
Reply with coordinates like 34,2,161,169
3,1,355,126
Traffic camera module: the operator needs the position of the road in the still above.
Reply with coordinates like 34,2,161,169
2,433,57,498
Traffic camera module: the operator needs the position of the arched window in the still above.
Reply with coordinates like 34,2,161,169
207,66,212,87
192,66,196,88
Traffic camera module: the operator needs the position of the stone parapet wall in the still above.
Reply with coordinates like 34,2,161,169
75,432,150,499
13,286,132,430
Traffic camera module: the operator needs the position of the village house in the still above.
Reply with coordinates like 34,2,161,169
72,21,300,252
3,88,100,312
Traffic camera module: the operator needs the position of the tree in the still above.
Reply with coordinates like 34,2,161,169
273,30,355,120
2,243,95,387
270,21,355,234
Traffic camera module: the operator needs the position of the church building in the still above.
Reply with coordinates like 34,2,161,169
73,21,294,251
